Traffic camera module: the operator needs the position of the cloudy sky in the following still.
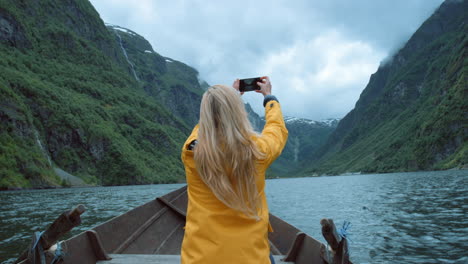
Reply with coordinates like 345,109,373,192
89,0,443,120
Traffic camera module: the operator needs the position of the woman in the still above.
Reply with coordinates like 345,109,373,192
181,77,288,264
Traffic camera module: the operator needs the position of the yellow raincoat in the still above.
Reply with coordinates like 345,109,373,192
181,99,288,264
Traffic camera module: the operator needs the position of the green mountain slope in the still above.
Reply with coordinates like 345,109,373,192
306,0,467,175
0,0,205,189
106,25,204,126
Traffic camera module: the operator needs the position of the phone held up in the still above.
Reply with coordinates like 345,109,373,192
239,77,264,92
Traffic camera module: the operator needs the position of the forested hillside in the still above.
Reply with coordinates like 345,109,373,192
0,0,205,188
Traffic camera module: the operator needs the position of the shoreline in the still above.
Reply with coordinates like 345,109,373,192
0,181,185,192
3,167,466,192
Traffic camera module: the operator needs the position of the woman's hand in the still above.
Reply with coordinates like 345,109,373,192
256,76,272,96
232,79,244,95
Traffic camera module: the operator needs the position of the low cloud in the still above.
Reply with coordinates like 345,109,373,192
240,30,384,119
90,0,443,120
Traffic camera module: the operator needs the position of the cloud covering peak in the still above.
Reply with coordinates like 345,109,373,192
90,0,443,119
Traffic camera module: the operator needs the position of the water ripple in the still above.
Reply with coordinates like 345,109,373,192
1,171,467,263
265,170,468,263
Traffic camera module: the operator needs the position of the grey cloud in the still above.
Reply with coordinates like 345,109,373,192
90,0,444,120
304,0,444,53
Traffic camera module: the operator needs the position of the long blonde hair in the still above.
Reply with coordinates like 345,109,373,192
194,85,265,219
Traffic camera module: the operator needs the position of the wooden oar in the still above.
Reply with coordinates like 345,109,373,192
321,218,351,264
15,205,86,264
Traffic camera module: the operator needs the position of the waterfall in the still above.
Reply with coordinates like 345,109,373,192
34,129,52,167
293,137,300,163
114,30,140,81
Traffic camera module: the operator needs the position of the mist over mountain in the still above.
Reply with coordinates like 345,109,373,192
304,0,467,175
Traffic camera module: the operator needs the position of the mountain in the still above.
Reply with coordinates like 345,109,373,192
2,0,462,189
247,112,339,176
305,0,467,175
105,24,204,127
270,117,339,176
0,0,205,189
245,102,264,132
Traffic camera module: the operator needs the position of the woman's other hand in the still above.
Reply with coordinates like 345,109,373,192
256,76,272,96
232,79,244,95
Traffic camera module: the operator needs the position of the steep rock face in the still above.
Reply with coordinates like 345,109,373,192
403,0,466,53
245,102,263,132
161,60,204,126
106,25,204,127
105,25,262,129
0,93,58,188
0,7,29,48
0,0,199,189
307,0,467,174
3,0,130,69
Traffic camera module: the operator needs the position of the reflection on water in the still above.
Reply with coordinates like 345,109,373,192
1,170,467,263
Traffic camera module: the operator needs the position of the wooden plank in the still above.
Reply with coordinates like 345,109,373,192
294,235,326,264
152,223,185,254
122,208,183,254
114,207,170,253
97,254,180,264
93,200,167,253
97,254,294,264
268,214,301,255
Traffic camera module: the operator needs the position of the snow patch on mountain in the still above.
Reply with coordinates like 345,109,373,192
283,116,340,127
106,23,137,36
321,118,341,126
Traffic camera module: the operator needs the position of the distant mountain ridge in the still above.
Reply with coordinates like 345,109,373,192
284,116,340,127
249,114,340,176
305,0,467,175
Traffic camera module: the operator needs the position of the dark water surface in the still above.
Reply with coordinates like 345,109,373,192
1,170,467,263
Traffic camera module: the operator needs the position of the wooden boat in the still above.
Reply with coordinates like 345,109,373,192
15,186,351,264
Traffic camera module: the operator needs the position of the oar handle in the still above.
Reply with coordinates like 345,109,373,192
14,204,86,264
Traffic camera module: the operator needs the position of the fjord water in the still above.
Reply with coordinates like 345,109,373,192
1,170,466,264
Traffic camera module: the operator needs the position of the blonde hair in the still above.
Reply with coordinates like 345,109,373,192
194,85,265,219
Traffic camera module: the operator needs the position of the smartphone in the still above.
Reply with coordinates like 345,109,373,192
239,77,263,92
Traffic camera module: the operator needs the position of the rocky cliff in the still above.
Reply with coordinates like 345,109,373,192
0,0,205,189
306,0,467,175
106,24,204,127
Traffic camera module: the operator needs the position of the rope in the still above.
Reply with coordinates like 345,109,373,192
30,232,66,264
31,231,44,252
50,242,65,264
31,231,46,264
324,244,331,263
338,221,351,241
337,221,351,257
